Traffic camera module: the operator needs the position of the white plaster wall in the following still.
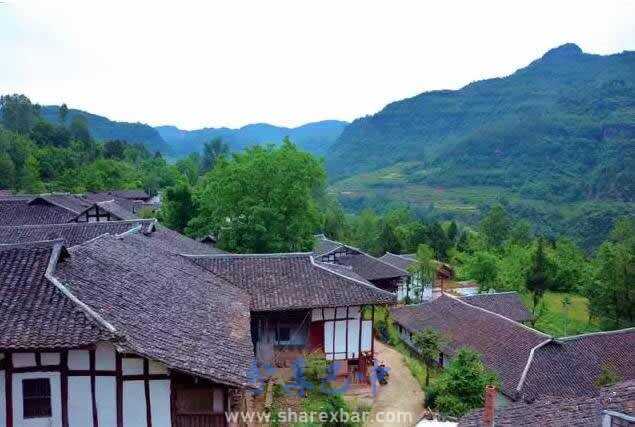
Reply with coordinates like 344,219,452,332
333,320,347,360
324,321,334,357
123,381,147,427
361,320,372,352
68,376,93,427
149,380,170,427
122,358,144,375
41,353,60,366
95,343,116,371
12,353,36,368
12,371,62,427
347,318,361,358
68,350,90,370
95,377,116,427
0,370,6,427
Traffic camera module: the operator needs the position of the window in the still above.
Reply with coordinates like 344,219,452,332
23,378,52,418
277,326,291,342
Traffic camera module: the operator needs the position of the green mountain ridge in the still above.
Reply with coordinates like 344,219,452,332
326,43,634,249
156,120,348,157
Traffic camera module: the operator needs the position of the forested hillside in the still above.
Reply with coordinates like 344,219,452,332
326,44,635,249
157,120,347,157
40,105,170,154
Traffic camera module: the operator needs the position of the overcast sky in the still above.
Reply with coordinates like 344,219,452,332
1,1,633,129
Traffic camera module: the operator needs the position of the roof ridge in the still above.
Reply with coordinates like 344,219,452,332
310,255,397,299
0,238,64,251
181,251,313,258
461,291,520,298
322,245,411,275
447,293,550,338
557,327,635,341
516,338,553,395
44,241,118,335
30,195,88,214
0,219,153,230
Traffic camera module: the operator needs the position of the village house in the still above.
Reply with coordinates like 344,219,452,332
313,235,409,293
0,235,254,427
390,294,634,405
0,191,155,226
379,252,455,301
459,380,634,426
186,253,395,373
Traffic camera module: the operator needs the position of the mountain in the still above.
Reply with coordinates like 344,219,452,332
40,106,170,154
326,44,634,249
156,120,347,157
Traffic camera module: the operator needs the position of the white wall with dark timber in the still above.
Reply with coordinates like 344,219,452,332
148,381,170,427
13,372,62,427
95,377,116,427
1,365,6,427
68,376,91,427
123,381,146,426
314,306,373,360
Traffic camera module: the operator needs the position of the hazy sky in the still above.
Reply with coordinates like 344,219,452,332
1,1,634,129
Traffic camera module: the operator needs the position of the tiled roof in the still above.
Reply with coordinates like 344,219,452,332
84,190,150,201
0,220,155,247
0,241,112,349
459,380,635,426
519,329,635,401
141,225,227,255
460,292,532,323
390,295,549,398
313,234,345,255
33,194,91,214
55,233,254,387
190,253,396,312
379,252,415,271
329,249,410,281
0,199,78,225
94,200,138,220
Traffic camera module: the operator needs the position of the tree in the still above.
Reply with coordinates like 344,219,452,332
175,153,201,186
200,137,228,174
0,94,38,134
59,103,69,123
412,328,444,386
447,221,458,244
409,244,436,302
509,220,532,246
159,182,196,233
550,238,589,293
429,348,498,417
351,209,380,255
103,139,127,160
462,251,499,291
188,139,325,253
561,295,572,336
69,115,91,143
480,205,511,248
378,219,401,254
322,198,347,242
427,221,450,261
526,238,552,319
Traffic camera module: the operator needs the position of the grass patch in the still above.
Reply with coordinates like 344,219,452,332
521,291,600,337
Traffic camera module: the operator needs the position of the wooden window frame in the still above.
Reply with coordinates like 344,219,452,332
22,378,52,419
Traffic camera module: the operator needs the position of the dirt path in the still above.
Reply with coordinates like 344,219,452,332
366,339,425,427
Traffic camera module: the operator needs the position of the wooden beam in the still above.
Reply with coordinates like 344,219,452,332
144,359,152,427
90,350,98,427
60,351,69,427
5,351,13,427
116,352,123,427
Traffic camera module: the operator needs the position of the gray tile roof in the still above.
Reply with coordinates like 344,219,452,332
190,253,396,312
390,294,549,398
0,220,155,247
56,233,254,387
459,380,635,426
0,241,112,349
518,329,635,401
0,198,78,225
460,292,532,323
313,234,345,255
379,252,415,271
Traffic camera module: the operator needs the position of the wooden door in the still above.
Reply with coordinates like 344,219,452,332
172,384,226,427
308,321,325,352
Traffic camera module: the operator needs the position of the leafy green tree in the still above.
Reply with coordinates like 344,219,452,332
495,244,532,291
200,137,228,174
526,238,552,319
351,209,380,254
509,220,532,246
462,251,499,291
397,220,428,253
103,139,127,160
409,244,436,301
378,219,401,254
480,205,511,248
412,328,445,386
595,364,621,387
175,153,201,186
30,120,71,147
69,115,91,143
0,94,38,134
447,221,458,244
159,182,196,233
429,348,498,417
550,238,590,293
427,221,450,261
188,139,325,253
322,198,348,242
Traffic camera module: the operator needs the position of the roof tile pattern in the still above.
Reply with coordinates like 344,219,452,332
460,380,635,426
460,292,533,323
0,199,77,226
0,241,111,349
0,220,154,247
56,234,253,387
390,295,548,397
520,329,635,400
378,252,415,271
192,254,396,312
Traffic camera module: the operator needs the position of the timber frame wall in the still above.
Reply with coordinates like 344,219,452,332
0,342,230,427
